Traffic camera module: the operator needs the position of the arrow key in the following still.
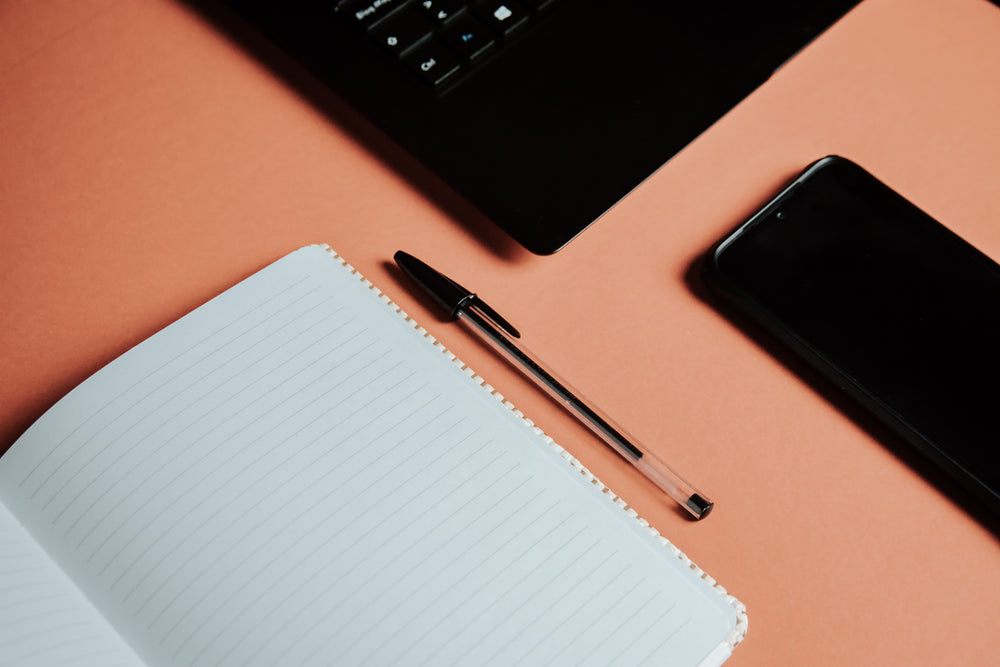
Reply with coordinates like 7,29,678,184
418,0,465,26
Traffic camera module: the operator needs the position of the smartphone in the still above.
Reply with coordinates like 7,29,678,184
703,155,1000,515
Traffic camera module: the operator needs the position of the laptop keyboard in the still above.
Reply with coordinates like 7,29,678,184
336,0,555,88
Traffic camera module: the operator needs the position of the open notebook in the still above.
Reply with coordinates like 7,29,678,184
0,245,746,666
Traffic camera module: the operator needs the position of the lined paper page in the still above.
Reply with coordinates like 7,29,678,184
0,245,736,666
0,502,142,667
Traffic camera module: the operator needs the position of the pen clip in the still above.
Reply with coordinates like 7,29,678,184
393,250,521,338
463,295,521,339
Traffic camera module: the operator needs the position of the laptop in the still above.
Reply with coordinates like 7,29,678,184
223,0,860,254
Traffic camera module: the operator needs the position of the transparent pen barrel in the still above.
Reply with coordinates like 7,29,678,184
457,309,712,519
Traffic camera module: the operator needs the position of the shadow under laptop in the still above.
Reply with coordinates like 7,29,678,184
683,253,1000,541
184,0,529,263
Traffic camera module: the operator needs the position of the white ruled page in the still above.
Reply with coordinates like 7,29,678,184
0,245,736,666
0,502,142,666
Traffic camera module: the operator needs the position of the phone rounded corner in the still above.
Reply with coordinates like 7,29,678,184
804,154,875,186
699,239,732,293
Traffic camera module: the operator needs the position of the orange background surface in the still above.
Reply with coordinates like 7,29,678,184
2,0,1000,664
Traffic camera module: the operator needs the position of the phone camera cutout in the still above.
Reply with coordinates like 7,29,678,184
775,211,785,220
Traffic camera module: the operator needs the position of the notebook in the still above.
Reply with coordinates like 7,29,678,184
0,245,746,666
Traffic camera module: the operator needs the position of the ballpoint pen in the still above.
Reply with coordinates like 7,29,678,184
394,251,713,520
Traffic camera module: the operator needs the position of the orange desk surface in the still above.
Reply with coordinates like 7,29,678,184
2,0,999,664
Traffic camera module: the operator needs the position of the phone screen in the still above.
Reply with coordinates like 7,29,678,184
707,157,1000,511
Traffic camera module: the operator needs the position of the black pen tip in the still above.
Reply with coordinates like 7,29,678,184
393,250,473,319
686,494,713,520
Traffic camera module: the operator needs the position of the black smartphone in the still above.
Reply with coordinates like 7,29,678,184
703,155,1000,515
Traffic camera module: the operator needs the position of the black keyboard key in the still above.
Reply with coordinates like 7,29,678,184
371,10,432,56
442,14,495,60
339,0,410,30
416,0,466,26
403,40,462,86
473,1,529,37
520,0,557,10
